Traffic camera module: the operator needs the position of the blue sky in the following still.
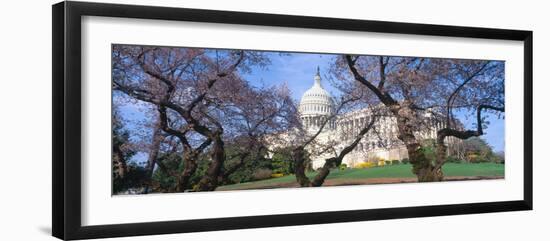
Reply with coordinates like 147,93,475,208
241,52,339,101
241,53,505,152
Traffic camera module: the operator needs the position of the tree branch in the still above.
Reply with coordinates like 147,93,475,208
344,55,397,105
435,104,504,170
445,62,489,127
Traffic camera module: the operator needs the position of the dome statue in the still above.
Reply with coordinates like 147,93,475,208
299,67,334,130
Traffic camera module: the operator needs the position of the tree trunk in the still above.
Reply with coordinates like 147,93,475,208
292,147,312,187
195,134,225,191
176,152,198,192
218,153,249,185
433,138,447,179
311,157,338,187
146,126,163,176
143,125,163,193
112,144,128,178
392,105,442,182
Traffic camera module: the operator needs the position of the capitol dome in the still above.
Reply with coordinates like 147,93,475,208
299,67,333,117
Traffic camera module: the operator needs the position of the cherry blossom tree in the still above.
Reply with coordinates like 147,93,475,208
337,55,504,181
112,45,294,191
432,60,505,179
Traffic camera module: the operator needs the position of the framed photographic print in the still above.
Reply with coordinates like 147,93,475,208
52,1,533,240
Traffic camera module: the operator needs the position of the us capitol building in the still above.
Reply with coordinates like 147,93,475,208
291,68,460,169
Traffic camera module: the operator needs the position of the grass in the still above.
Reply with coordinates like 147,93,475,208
216,163,504,191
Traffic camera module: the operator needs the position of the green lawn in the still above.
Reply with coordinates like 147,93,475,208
216,163,504,191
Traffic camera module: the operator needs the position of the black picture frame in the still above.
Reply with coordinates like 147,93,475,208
52,1,533,240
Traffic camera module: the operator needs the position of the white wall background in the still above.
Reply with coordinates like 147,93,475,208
0,0,547,240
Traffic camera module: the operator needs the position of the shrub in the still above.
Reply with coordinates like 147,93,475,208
252,168,272,180
355,162,376,169
339,163,348,170
467,153,481,163
113,163,148,194
401,158,410,164
445,156,462,163
270,173,284,178
391,160,400,165
377,160,386,166
384,160,392,165
271,149,294,175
